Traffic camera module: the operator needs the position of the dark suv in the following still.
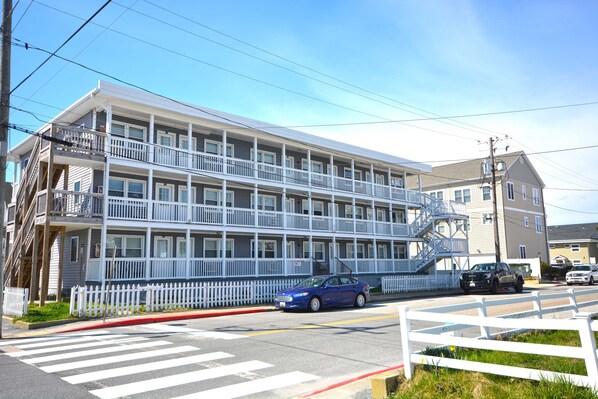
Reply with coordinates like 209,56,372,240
459,262,524,294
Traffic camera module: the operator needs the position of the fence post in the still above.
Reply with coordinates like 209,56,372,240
399,306,413,379
476,297,490,339
532,291,543,319
567,288,579,317
22,289,28,315
70,286,76,316
573,313,598,387
77,286,86,317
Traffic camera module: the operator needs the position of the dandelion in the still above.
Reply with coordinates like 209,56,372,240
450,345,456,352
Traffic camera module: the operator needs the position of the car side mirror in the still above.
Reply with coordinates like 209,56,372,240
324,284,331,289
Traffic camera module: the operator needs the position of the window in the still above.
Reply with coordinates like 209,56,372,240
482,213,493,225
302,159,324,174
285,156,294,168
176,237,195,258
154,237,172,258
108,178,145,199
70,237,79,262
521,185,527,200
394,244,407,259
482,186,491,201
535,216,543,233
532,188,540,206
285,198,295,213
377,244,388,259
454,188,471,203
156,184,174,202
572,259,582,265
106,235,143,257
375,174,385,185
571,244,580,252
253,150,276,165
73,181,81,204
436,224,446,233
347,243,365,259
524,217,529,228
303,242,324,261
302,199,324,215
111,122,146,141
506,182,515,200
519,245,527,259
178,186,196,203
376,209,386,222
343,167,362,180
430,191,443,200
204,139,233,157
204,188,233,207
204,238,233,258
345,205,363,219
392,210,405,224
252,194,276,211
390,177,404,188
456,219,470,232
252,240,277,258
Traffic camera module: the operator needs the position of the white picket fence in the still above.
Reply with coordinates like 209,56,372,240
2,287,29,317
400,288,598,391
70,279,301,317
381,274,459,294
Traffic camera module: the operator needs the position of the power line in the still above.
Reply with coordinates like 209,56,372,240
9,0,112,95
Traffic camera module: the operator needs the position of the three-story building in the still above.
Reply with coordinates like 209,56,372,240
4,81,468,302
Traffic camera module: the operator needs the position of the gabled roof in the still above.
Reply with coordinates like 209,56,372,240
408,151,544,189
548,223,598,242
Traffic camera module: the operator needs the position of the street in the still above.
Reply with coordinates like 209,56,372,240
1,284,596,399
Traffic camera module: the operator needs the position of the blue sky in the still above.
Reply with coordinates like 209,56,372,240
8,0,598,225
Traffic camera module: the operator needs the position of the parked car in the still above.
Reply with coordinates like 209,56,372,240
565,265,598,285
274,275,370,312
459,262,524,294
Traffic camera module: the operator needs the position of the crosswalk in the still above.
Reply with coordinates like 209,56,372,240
0,328,319,398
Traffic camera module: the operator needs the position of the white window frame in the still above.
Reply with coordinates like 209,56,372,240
377,244,388,259
375,174,385,185
108,178,146,199
506,182,515,201
346,243,365,259
155,183,174,202
304,242,325,261
154,236,172,258
285,198,295,213
302,159,324,174
376,208,386,222
204,188,233,207
73,180,81,204
571,244,580,252
203,238,233,258
285,156,294,168
106,235,144,258
390,177,404,188
343,167,362,180
176,237,195,258
204,139,233,157
524,217,529,228
70,236,79,262
252,194,277,211
482,186,491,201
532,188,541,206
454,188,471,203
111,121,147,141
521,185,527,200
252,150,276,165
430,191,443,200
535,216,543,233
519,245,527,259
482,213,493,225
178,186,196,204
252,239,277,258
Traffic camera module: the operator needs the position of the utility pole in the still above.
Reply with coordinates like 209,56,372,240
489,138,501,263
0,0,13,339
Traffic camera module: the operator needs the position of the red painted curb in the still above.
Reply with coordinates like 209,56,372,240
301,364,404,398
55,307,272,334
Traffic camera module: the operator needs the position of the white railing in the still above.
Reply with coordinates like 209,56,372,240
69,279,303,316
110,137,148,162
153,202,187,222
227,207,252,226
108,197,148,220
192,204,223,224
86,259,101,281
2,287,28,317
399,288,598,390
382,274,458,293
150,259,186,279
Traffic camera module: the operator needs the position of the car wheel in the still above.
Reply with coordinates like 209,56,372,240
354,293,366,308
590,277,594,286
515,278,524,293
462,288,470,295
490,279,499,294
566,283,572,286
309,296,321,312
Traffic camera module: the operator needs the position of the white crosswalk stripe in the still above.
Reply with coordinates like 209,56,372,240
2,330,320,398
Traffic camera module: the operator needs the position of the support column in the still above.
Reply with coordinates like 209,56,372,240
187,122,193,169
145,227,152,281
283,234,288,276
351,159,355,193
222,179,227,227
254,232,259,277
40,149,54,306
373,237,378,274
187,174,192,222
253,136,258,180
282,143,286,184
185,228,191,280
222,231,227,278
57,227,66,301
223,130,228,176
148,114,155,163
99,105,112,286
353,236,358,274
147,169,153,221
253,184,259,228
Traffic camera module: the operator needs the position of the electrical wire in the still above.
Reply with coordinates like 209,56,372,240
10,0,112,95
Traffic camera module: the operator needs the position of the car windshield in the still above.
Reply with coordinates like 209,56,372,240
295,276,327,288
470,263,496,272
571,266,590,271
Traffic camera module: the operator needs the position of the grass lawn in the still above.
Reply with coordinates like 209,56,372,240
391,328,598,399
14,302,73,323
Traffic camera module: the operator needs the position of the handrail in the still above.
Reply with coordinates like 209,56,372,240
335,257,353,277
312,257,328,275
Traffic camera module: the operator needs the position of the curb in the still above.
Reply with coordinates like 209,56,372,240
54,306,273,334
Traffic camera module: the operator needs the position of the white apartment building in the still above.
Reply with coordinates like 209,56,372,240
4,81,468,301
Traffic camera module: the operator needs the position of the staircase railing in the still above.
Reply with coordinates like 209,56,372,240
335,257,353,276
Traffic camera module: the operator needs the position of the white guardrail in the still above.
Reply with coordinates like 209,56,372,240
2,287,29,317
69,279,301,318
399,288,598,391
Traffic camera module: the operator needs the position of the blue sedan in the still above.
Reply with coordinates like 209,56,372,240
274,275,371,312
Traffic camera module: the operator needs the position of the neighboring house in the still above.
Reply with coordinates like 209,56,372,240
408,151,549,266
548,223,598,265
4,81,468,302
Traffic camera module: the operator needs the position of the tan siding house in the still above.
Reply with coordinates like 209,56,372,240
548,223,598,265
409,152,549,264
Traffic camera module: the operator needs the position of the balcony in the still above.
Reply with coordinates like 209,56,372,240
105,198,411,236
109,137,421,204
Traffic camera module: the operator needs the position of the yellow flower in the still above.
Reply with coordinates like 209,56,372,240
450,345,456,352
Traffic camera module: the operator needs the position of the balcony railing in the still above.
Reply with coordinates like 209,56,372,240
85,256,415,282
109,137,424,203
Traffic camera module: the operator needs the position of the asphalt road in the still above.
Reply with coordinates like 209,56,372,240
0,284,596,399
